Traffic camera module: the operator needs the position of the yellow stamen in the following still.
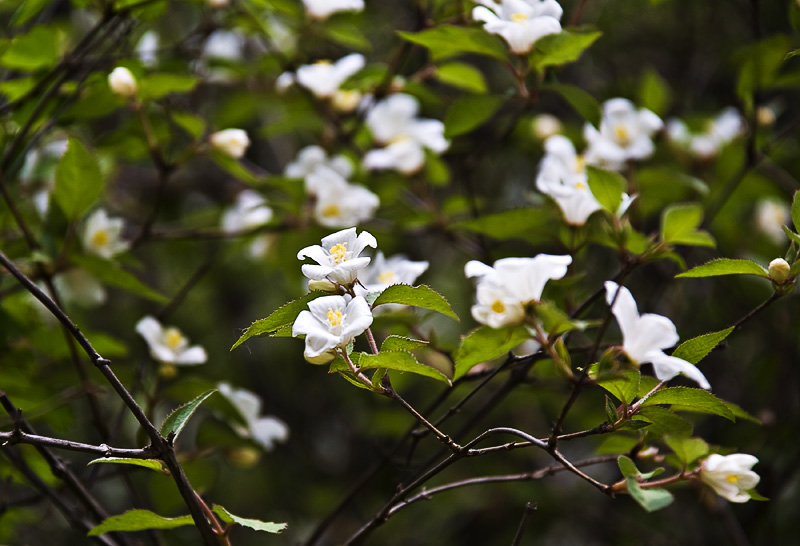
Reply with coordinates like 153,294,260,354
726,474,740,485
575,181,587,190
329,242,347,264
614,125,631,146
91,229,110,249
491,300,506,313
327,308,343,326
575,155,586,173
511,13,528,23
378,271,396,284
315,60,333,66
164,328,185,351
321,204,341,218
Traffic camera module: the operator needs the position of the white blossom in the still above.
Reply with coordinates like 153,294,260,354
221,190,273,233
295,54,365,99
285,146,354,191
311,168,379,228
53,269,106,308
83,209,129,259
208,0,230,7
217,383,289,451
108,67,137,98
292,295,373,359
666,107,744,159
604,282,710,389
302,0,364,19
135,316,207,365
754,199,789,244
363,94,449,174
532,114,562,140
297,227,377,285
700,454,760,503
202,30,245,61
209,129,250,158
584,98,663,171
136,31,159,68
357,252,429,294
472,0,562,54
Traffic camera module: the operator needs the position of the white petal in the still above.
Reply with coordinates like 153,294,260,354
648,352,710,389
174,346,208,365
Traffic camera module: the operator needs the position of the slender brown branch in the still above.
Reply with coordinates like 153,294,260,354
0,430,156,459
511,503,537,546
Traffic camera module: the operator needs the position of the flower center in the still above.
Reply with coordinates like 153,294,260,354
321,204,341,218
91,229,110,249
327,308,343,326
164,328,186,351
378,271,395,284
329,242,348,264
511,13,528,23
614,125,631,146
726,474,740,485
491,300,506,313
315,60,333,66
575,181,588,190
574,155,586,173
388,135,411,145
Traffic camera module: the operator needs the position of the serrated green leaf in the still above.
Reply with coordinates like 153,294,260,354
232,292,325,350
444,95,503,138
451,208,551,243
792,191,800,233
530,29,602,70
664,435,709,465
72,255,168,304
641,387,735,421
605,395,619,425
587,166,626,214
87,457,169,475
357,351,451,385
618,455,639,477
671,327,734,364
372,284,458,321
435,62,487,93
380,335,429,352
598,369,641,405
160,389,217,441
660,203,715,248
397,26,507,61
542,83,601,126
636,406,693,438
88,510,194,536
454,325,530,381
54,138,104,220
212,505,287,533
722,400,760,424
626,478,674,512
535,300,588,335
138,74,199,101
0,26,58,70
676,259,768,279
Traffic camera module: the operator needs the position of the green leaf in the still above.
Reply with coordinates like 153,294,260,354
587,166,626,214
637,68,671,117
11,0,51,27
231,292,325,350
722,400,760,424
0,26,58,70
171,111,206,140
660,203,715,248
598,369,641,405
210,150,262,186
87,457,169,475
530,29,602,70
88,510,195,536
664,436,709,465
454,325,530,381
397,26,507,61
72,255,169,304
605,395,619,425
357,351,451,385
636,406,693,438
160,389,217,441
451,208,551,243
792,190,800,233
444,95,503,138
212,505,287,534
322,21,371,51
380,335,429,352
542,83,601,126
54,138,104,220
372,284,458,321
0,77,35,101
435,62,488,93
138,74,199,101
671,327,735,364
596,434,639,455
535,301,588,335
676,259,768,279
617,455,639,477
640,387,735,421
626,478,674,512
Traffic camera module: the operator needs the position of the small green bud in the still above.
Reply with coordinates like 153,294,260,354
307,279,339,293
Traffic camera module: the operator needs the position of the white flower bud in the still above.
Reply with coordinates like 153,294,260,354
108,67,137,98
532,114,562,140
307,279,339,293
768,258,791,283
209,129,250,159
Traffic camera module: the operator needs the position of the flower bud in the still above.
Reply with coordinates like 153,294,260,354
209,129,250,159
108,67,137,98
756,106,776,127
208,0,230,7
332,89,362,112
226,447,261,468
307,279,339,293
768,258,791,283
304,349,336,365
532,114,562,140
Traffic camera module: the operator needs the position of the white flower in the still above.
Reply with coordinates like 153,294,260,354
135,316,207,365
275,71,296,93
584,98,663,171
217,383,289,451
536,135,603,225
357,252,429,294
208,0,230,7
472,0,563,54
297,227,377,285
532,114,562,140
302,0,364,19
292,295,373,359
604,282,710,389
465,255,572,327
754,199,789,244
295,54,365,99
667,108,744,159
53,269,106,308
202,30,244,61
700,454,760,503
83,209,129,259
363,94,449,174
312,169,379,228
221,190,273,233
285,146,353,191
209,129,250,158
136,31,159,68
108,67,137,98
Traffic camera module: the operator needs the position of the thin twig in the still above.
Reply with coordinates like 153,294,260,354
511,503,537,546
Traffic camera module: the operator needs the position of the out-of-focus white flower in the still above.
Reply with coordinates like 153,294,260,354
108,67,137,98
584,98,663,171
472,0,562,54
302,0,364,19
135,316,207,365
532,114,562,140
667,108,744,159
202,30,245,61
363,94,449,174
700,454,760,503
209,129,250,158
754,199,790,244
285,146,353,191
292,295,373,360
136,31,159,68
20,139,68,217
295,54,365,99
275,71,296,93
83,209,129,259
604,281,710,389
297,227,377,285
53,269,106,308
311,169,379,228
357,252,429,294
465,255,572,328
221,190,273,233
536,135,603,225
208,0,230,8
217,383,289,451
